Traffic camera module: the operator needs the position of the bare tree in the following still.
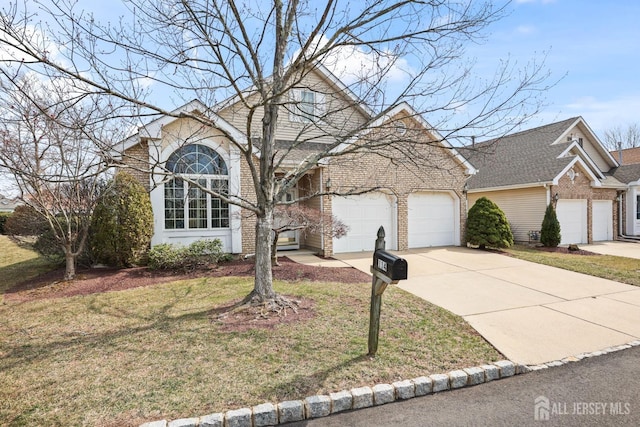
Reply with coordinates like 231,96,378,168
604,123,640,156
0,0,553,306
0,73,121,280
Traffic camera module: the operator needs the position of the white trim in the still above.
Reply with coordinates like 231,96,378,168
557,141,605,179
119,100,247,155
552,157,601,187
468,182,550,193
553,117,619,168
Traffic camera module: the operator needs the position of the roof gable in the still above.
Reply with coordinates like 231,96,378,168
328,102,476,174
119,100,246,153
464,117,617,191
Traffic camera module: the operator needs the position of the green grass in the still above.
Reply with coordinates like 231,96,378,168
505,245,640,286
0,235,57,297
0,237,501,427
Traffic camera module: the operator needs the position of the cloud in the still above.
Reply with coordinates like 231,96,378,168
563,95,640,137
298,35,414,86
516,25,536,35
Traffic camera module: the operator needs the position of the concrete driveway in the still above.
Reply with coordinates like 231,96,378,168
325,247,640,365
583,241,640,259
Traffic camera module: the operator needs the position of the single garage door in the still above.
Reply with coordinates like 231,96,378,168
592,200,613,241
408,192,456,247
332,192,396,253
556,199,588,244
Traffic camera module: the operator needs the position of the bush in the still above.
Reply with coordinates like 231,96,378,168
0,212,11,234
148,239,230,270
90,172,154,267
540,203,561,247
466,197,514,249
4,205,48,236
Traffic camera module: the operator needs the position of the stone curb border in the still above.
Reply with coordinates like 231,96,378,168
140,341,640,427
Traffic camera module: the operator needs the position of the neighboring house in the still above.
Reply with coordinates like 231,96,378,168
609,148,640,236
463,117,627,245
0,194,22,213
611,147,640,165
117,65,475,256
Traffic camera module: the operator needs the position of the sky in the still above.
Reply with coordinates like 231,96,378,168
1,0,639,196
75,0,638,140
469,0,640,140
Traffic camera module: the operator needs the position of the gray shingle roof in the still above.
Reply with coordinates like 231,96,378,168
462,117,580,190
611,164,640,184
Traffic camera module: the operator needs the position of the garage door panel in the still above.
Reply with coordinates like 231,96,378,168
556,199,588,245
408,192,456,248
592,200,613,241
333,193,395,253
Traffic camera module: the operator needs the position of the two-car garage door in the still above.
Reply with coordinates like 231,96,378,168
556,199,613,244
332,191,457,253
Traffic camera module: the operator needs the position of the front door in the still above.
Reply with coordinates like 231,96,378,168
276,188,300,250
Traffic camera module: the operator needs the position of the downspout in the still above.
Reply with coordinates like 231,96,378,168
319,167,325,253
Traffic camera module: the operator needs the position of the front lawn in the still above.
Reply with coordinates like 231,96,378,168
505,244,640,286
0,235,57,297
0,238,501,426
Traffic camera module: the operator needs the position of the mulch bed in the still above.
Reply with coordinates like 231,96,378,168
3,256,371,303
530,245,599,256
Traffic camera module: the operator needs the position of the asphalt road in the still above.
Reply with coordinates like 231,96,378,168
285,345,640,427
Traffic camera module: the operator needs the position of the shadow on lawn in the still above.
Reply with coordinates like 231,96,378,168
0,284,212,371
263,353,373,400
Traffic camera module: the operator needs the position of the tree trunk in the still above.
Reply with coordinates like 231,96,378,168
63,244,76,281
271,230,280,267
253,211,276,302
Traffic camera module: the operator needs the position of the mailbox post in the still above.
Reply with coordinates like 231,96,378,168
368,226,408,356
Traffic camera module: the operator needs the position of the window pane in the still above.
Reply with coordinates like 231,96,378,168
166,144,228,175
188,179,207,228
299,90,315,121
211,179,229,228
637,195,640,220
164,178,185,229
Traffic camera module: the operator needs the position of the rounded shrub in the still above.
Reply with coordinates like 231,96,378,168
0,212,11,234
148,239,229,270
540,203,561,247
4,204,48,237
466,196,514,249
90,171,153,267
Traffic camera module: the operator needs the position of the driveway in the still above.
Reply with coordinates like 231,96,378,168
583,241,640,259
324,247,640,365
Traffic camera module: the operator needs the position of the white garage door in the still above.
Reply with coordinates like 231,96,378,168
592,200,613,241
332,193,396,253
556,199,588,244
408,192,457,247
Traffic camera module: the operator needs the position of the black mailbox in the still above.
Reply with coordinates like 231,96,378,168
373,250,408,281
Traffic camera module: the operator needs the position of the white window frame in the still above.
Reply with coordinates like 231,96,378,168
289,89,326,123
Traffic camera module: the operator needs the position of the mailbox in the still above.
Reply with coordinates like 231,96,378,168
373,250,408,281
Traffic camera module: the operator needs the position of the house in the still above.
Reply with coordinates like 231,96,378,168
611,147,640,165
0,194,21,213
463,117,628,245
606,147,640,237
118,65,475,256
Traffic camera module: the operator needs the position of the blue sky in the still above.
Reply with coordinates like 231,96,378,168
41,0,640,140
471,0,640,139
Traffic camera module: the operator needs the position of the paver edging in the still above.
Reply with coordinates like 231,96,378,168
140,340,640,427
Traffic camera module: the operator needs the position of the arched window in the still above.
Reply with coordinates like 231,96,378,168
164,144,229,230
